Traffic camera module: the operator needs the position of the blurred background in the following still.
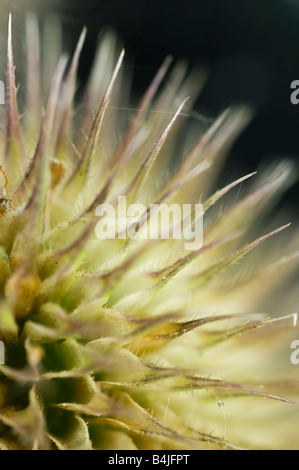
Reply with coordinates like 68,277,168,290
2,0,299,211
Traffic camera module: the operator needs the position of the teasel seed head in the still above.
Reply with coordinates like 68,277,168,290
0,14,298,450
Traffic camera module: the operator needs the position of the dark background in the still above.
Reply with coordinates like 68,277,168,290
34,0,299,209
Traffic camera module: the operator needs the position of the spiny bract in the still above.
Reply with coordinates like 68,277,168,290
0,15,299,450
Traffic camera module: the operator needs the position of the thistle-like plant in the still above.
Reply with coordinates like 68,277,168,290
0,15,298,450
